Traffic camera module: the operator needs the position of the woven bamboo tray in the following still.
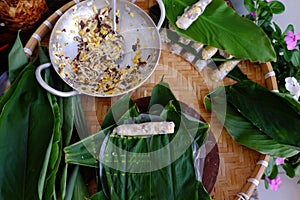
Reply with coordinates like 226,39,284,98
24,0,278,199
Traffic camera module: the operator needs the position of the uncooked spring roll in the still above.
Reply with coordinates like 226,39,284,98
176,0,212,30
210,60,240,81
112,121,175,136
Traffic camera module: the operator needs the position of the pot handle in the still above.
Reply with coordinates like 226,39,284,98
35,62,79,97
156,0,166,30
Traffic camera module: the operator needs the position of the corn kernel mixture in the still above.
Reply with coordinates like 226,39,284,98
53,6,147,96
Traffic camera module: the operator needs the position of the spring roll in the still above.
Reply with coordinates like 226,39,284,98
202,46,218,60
112,121,175,136
219,49,233,59
210,60,240,81
176,0,212,30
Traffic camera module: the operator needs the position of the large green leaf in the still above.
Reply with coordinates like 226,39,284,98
163,0,276,62
207,87,298,157
149,80,181,113
0,64,54,200
65,97,140,168
205,81,300,157
65,81,211,199
100,100,210,200
0,37,74,200
0,59,37,109
101,94,137,129
225,80,300,149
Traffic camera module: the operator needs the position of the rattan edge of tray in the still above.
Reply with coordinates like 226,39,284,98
23,1,278,199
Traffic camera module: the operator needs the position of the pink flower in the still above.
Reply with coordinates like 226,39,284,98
275,157,285,165
266,175,282,191
250,12,256,18
284,31,300,50
266,0,272,2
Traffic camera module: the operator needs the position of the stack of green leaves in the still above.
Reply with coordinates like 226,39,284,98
204,68,300,158
64,81,212,200
0,32,87,200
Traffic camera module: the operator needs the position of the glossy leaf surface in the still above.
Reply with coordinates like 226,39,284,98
163,0,276,62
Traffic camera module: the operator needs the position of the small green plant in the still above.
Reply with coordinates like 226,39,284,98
244,0,300,92
243,0,300,191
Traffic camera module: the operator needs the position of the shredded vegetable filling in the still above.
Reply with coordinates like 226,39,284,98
56,6,146,95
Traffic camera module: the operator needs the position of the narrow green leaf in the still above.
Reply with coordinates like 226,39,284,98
264,178,269,190
89,191,109,200
163,0,276,62
37,46,68,200
58,164,68,200
38,135,54,200
268,165,279,179
61,87,75,147
72,170,90,200
41,70,63,200
222,103,298,157
273,22,282,35
264,157,275,177
0,64,54,200
65,166,79,200
8,30,28,82
203,95,212,111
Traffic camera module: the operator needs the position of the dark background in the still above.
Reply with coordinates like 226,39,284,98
0,0,70,75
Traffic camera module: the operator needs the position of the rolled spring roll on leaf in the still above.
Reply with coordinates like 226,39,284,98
176,0,212,30
112,121,175,136
210,60,240,81
202,45,218,60
219,49,233,59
